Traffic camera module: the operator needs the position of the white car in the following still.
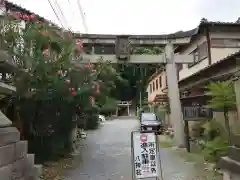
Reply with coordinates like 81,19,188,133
98,115,106,122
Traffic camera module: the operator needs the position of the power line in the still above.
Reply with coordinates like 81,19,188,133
67,0,76,24
76,0,88,33
47,0,65,29
54,0,71,30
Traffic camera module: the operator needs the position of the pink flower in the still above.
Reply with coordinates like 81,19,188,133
42,49,50,57
75,39,83,46
90,96,95,105
29,14,36,20
23,14,29,21
71,91,77,96
75,39,83,51
65,79,71,84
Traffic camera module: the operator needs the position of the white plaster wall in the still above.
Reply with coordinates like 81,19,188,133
147,72,167,103
211,48,240,64
178,36,208,81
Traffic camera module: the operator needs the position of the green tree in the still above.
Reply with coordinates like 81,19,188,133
206,80,236,143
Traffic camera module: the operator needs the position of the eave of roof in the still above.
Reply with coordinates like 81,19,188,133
74,29,196,40
147,68,165,84
174,20,240,53
179,49,240,84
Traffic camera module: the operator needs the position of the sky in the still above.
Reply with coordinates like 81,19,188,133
8,0,240,35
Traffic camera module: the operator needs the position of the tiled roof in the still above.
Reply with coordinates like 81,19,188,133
75,29,196,40
175,20,240,53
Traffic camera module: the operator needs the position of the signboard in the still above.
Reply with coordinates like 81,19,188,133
131,131,160,179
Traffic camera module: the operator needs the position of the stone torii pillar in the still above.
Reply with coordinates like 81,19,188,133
127,102,130,116
165,43,185,147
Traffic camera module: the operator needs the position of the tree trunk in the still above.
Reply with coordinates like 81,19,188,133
224,110,231,144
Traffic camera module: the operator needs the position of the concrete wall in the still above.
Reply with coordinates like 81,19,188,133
0,127,41,180
213,111,240,135
211,48,240,64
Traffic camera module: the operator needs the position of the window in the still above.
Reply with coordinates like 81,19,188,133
188,42,208,68
141,113,157,121
153,82,155,91
156,79,158,90
159,76,162,88
150,84,152,93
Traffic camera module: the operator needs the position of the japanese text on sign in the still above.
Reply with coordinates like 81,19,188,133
132,132,158,179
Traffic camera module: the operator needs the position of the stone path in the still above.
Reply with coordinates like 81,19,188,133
64,118,221,180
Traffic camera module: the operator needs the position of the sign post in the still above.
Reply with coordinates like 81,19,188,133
131,130,163,180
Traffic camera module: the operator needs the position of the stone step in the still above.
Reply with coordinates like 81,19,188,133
26,164,42,180
228,146,240,162
0,127,20,146
217,156,240,175
15,141,28,160
26,154,35,168
231,135,240,148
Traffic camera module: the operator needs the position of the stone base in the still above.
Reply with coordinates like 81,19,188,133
0,127,42,180
223,171,240,180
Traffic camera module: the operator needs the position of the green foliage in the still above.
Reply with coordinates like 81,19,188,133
202,137,228,162
162,102,170,114
206,80,236,143
98,97,117,114
191,121,206,138
202,120,225,140
206,80,236,111
133,46,163,54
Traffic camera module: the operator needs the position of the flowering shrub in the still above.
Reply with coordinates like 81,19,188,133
0,12,121,162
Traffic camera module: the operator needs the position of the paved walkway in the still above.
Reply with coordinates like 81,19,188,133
64,118,220,180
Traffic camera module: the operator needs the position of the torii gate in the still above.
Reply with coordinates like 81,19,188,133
73,36,193,148
116,101,132,116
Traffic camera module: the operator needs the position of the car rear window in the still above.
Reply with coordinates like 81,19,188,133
141,113,157,121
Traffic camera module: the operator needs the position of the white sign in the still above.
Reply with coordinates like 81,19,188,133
132,131,159,179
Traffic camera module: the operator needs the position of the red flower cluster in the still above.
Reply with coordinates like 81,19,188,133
75,39,83,52
42,49,50,57
90,96,95,105
95,83,100,95
11,12,38,22
64,79,77,96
